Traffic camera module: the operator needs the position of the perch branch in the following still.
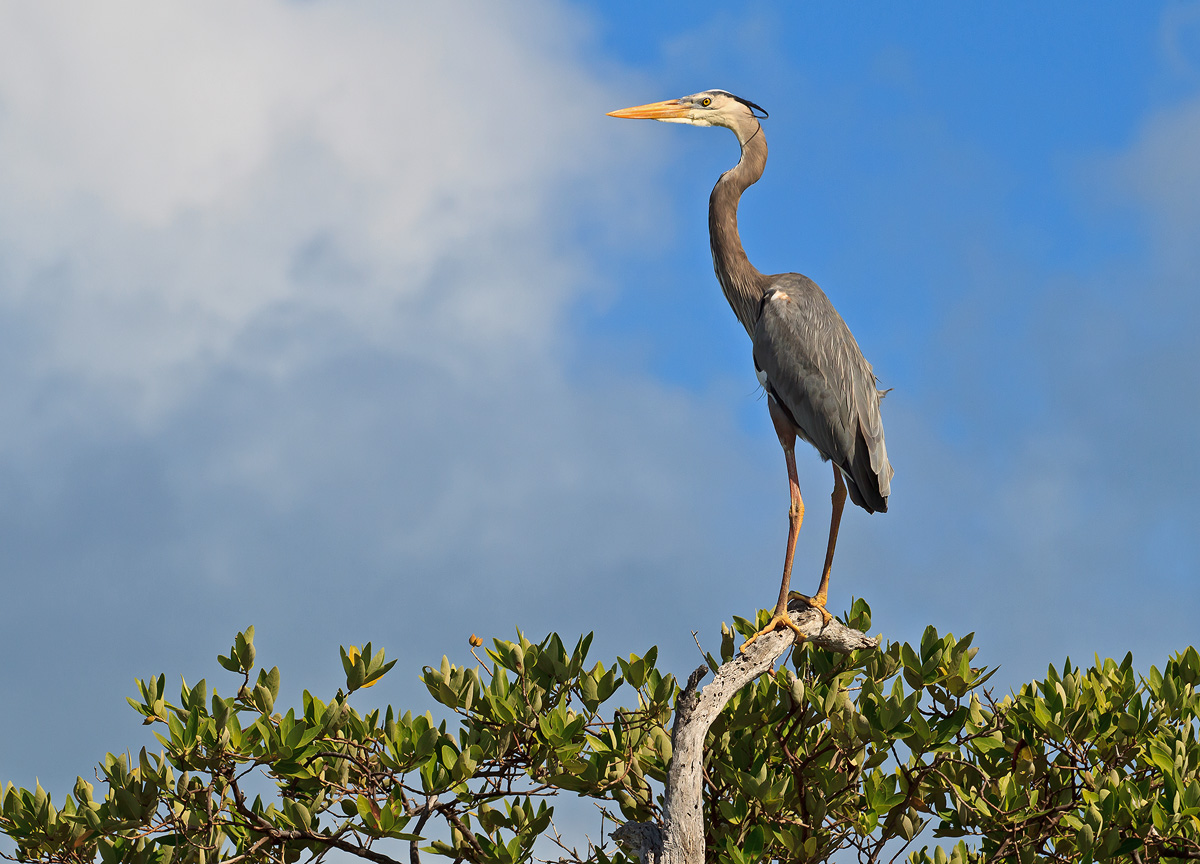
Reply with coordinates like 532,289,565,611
615,599,877,864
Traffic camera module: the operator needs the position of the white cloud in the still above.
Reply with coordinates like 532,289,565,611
1110,97,1200,271
0,1,646,419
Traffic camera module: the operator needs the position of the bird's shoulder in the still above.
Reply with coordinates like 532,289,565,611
754,273,860,368
760,272,831,308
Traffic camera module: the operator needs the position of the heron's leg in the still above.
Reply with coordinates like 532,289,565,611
790,465,845,625
741,403,807,651
773,445,805,615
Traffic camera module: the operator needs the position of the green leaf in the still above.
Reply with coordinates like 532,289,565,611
1148,742,1176,776
971,735,1006,754
1112,836,1144,857
263,666,281,700
743,825,765,861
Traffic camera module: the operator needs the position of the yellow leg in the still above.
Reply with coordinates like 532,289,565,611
789,465,846,625
742,402,807,651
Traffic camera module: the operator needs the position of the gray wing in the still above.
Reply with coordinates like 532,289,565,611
752,274,893,513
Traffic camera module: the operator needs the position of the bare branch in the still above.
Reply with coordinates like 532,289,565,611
619,601,876,864
410,795,438,864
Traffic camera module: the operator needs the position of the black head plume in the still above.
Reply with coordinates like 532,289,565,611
732,95,769,119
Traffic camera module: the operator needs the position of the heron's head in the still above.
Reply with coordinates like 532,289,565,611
607,89,768,143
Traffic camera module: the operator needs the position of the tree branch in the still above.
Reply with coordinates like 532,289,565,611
227,767,404,864
616,601,877,864
410,795,438,864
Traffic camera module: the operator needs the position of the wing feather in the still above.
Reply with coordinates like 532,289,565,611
752,275,893,512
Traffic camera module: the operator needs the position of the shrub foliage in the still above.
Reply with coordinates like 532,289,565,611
5,603,1200,863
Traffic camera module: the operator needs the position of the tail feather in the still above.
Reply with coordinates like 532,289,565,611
842,425,891,514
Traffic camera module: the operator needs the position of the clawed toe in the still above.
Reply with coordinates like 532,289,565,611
740,609,807,653
787,591,833,625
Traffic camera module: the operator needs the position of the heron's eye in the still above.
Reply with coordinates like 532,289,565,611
701,97,712,107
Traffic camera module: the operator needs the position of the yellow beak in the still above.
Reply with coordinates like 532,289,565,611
606,98,689,120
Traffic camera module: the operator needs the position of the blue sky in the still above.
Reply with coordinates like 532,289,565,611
3,0,1200,832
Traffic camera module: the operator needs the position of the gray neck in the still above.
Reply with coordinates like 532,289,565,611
709,121,769,336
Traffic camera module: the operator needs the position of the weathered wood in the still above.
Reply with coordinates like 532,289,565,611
614,600,878,864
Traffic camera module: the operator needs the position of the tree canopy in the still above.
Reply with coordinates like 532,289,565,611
5,602,1200,864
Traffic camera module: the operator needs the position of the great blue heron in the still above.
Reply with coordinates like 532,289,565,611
608,90,892,648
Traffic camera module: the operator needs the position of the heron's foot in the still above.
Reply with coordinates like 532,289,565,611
740,608,806,653
788,591,834,626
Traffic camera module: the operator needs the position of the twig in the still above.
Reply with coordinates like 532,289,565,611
440,806,486,861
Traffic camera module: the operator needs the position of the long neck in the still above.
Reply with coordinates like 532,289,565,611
709,122,769,336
